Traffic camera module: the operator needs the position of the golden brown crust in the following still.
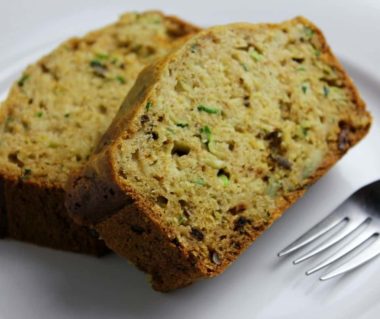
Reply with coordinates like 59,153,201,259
5,179,108,255
66,17,371,290
96,203,205,291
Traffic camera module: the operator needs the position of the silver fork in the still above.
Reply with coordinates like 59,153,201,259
278,180,380,280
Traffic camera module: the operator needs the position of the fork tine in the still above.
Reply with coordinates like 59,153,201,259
306,225,375,275
320,234,380,281
278,212,346,257
293,216,369,264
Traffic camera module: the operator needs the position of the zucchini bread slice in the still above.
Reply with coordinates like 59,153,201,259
66,17,371,285
0,11,199,255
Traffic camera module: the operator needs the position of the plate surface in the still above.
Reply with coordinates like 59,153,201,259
1,1,380,318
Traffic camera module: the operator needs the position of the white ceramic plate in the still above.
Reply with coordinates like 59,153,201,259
1,1,380,318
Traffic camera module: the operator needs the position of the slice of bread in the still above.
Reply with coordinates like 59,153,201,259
0,11,199,254
66,17,371,287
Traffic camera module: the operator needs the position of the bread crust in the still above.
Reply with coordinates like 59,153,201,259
0,12,200,254
66,17,371,289
5,178,108,255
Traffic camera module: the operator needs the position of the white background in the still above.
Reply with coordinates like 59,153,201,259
1,1,380,318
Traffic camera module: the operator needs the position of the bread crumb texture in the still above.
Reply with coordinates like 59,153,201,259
108,18,370,275
0,11,198,186
0,11,199,253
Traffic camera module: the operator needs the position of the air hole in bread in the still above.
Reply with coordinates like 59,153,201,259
320,77,343,88
292,57,304,63
140,115,150,125
217,168,230,179
190,227,204,241
233,216,251,232
98,104,108,115
171,142,190,157
8,152,24,167
151,132,159,140
243,95,250,107
228,204,247,215
157,195,168,208
227,141,235,151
